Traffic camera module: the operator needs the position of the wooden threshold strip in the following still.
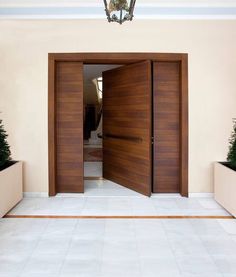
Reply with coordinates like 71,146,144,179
4,215,234,219
84,177,104,180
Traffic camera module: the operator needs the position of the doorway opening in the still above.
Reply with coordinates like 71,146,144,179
48,53,188,197
83,64,139,196
83,61,153,196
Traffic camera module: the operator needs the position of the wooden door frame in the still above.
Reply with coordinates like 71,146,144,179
48,52,188,197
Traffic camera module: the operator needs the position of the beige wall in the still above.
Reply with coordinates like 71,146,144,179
0,20,236,193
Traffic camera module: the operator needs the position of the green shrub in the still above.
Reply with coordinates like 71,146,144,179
227,119,236,170
0,119,11,168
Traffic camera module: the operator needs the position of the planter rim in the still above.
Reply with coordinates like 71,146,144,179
0,161,21,172
216,161,236,173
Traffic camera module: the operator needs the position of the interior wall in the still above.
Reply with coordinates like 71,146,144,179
83,84,98,105
0,20,236,193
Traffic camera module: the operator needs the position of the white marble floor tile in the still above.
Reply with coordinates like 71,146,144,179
80,197,109,215
181,273,223,277
101,259,141,277
104,219,135,241
168,235,209,256
152,198,205,216
103,240,138,261
33,236,71,255
106,198,133,215
10,218,49,238
162,219,196,237
67,238,103,259
84,162,102,177
134,219,166,239
213,256,236,274
137,238,174,259
8,195,231,216
197,198,224,209
0,272,19,277
131,198,157,215
60,257,101,277
175,198,203,210
0,236,38,256
20,272,59,277
190,219,230,237
217,219,236,235
22,254,64,275
152,198,179,209
84,179,141,196
73,219,106,240
176,255,219,275
201,236,236,255
0,218,235,277
43,219,77,237
0,254,29,274
140,257,180,277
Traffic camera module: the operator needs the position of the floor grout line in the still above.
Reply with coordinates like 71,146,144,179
17,218,51,276
57,218,80,277
161,218,183,276
189,219,225,277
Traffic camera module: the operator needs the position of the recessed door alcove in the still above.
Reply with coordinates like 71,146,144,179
48,53,188,197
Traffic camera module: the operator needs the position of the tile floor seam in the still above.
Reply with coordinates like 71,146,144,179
17,218,51,276
131,219,143,277
99,223,105,277
80,196,88,215
160,219,183,276
58,218,80,277
1,218,236,277
189,219,225,276
100,218,111,277
135,219,162,277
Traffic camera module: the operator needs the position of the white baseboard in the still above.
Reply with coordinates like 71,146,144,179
189,193,214,198
23,192,48,198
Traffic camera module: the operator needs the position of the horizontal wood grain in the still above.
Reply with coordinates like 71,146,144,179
49,52,187,64
56,61,84,193
48,53,188,196
103,61,152,196
153,61,181,193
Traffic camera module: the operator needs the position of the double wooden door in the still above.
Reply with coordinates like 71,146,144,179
54,60,183,196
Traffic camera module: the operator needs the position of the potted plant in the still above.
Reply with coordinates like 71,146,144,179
0,119,23,217
214,119,236,217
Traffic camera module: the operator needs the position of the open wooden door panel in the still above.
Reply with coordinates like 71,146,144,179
102,61,152,196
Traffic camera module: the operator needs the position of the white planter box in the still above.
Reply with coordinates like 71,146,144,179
0,161,23,218
214,162,236,217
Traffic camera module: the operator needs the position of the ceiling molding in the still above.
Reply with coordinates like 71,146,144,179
0,1,236,19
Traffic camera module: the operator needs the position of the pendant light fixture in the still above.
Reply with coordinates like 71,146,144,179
103,0,136,24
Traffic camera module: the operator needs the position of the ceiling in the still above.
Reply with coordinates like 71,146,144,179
0,0,236,19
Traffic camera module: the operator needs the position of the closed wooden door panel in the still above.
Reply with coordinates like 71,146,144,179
103,61,152,196
153,62,180,193
56,62,84,193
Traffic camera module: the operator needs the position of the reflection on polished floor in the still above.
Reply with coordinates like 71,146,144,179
4,157,235,277
8,193,230,217
84,162,102,177
0,217,236,276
